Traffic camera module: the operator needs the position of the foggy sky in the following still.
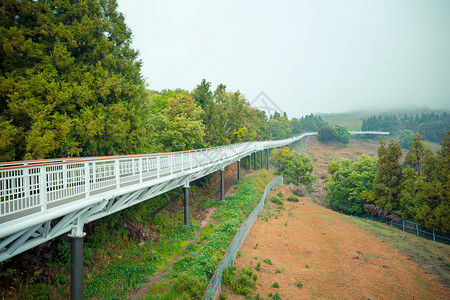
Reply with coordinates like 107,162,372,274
116,0,450,117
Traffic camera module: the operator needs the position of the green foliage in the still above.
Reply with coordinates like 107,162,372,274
362,112,449,143
373,139,403,212
326,162,340,175
272,291,282,300
291,114,325,133
297,280,303,287
256,262,261,271
333,125,351,144
263,258,273,265
318,125,350,144
399,130,415,149
271,147,315,187
287,195,299,202
326,155,377,215
318,126,335,142
222,267,258,296
270,196,283,205
0,0,149,160
147,91,205,151
28,283,51,300
398,132,449,232
272,282,280,288
174,273,205,299
325,131,449,233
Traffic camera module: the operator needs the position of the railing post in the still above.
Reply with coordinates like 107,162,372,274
24,167,30,205
402,220,405,231
63,162,67,197
416,223,419,236
170,155,173,175
156,156,160,179
139,158,143,183
40,166,47,212
115,160,120,188
433,228,436,241
85,163,90,197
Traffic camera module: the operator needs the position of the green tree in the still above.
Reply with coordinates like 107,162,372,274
326,155,377,215
317,126,335,142
404,133,429,176
373,139,402,211
148,92,205,151
271,147,315,187
0,0,148,160
398,131,450,232
398,130,415,149
333,125,350,144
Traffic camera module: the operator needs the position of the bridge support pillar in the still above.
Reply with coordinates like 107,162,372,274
266,149,270,170
221,169,225,201
253,153,257,170
237,160,241,182
183,184,190,228
69,232,86,300
248,155,252,170
260,151,263,168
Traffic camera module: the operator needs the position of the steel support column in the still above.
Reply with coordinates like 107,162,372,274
183,185,190,228
260,151,263,168
237,160,241,182
253,153,257,170
266,149,270,170
248,155,252,170
69,233,86,300
221,169,225,201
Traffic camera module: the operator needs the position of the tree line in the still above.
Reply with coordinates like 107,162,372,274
326,132,449,232
361,112,449,143
0,0,325,162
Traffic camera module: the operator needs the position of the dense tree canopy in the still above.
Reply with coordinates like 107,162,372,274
326,155,377,215
361,112,449,143
317,125,350,144
373,139,403,211
325,132,450,232
0,0,150,160
271,147,315,187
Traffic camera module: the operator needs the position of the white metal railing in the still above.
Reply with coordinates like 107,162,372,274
0,131,389,222
0,133,315,220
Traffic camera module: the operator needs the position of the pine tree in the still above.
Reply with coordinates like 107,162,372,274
373,139,402,211
0,0,148,160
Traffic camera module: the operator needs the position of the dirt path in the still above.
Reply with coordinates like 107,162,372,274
229,185,450,299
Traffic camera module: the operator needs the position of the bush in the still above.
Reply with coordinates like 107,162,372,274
175,273,205,299
287,195,299,202
263,258,273,265
272,282,280,288
271,196,283,205
272,291,282,300
297,280,303,287
28,283,51,300
256,262,261,271
223,267,258,296
291,186,307,197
